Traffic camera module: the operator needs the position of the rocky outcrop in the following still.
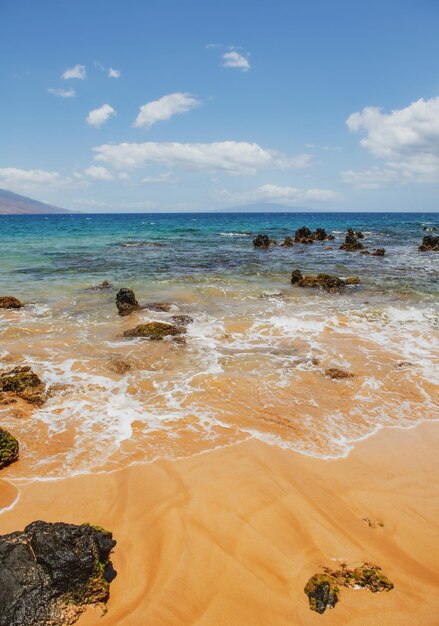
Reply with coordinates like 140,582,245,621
294,227,334,244
305,563,393,614
0,297,23,309
253,234,271,248
423,226,437,232
171,314,194,327
89,280,114,291
0,366,46,406
324,368,355,379
419,235,439,251
0,428,19,469
340,229,365,251
372,248,385,256
291,270,360,292
145,302,173,312
0,521,116,626
116,288,140,316
280,236,294,247
124,321,185,340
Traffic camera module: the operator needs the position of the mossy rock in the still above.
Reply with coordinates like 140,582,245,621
0,366,42,393
0,428,19,469
304,573,339,613
171,314,194,327
0,296,23,309
349,564,394,592
124,321,185,340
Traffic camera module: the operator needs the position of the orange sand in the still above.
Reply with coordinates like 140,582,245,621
1,423,439,625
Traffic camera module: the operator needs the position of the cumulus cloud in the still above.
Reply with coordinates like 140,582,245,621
86,104,116,128
84,165,114,180
222,50,251,71
47,87,76,98
93,141,312,175
133,93,201,129
215,184,339,205
345,96,439,186
108,67,121,78
62,64,86,80
0,168,66,193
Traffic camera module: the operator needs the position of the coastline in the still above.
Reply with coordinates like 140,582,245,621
1,422,438,625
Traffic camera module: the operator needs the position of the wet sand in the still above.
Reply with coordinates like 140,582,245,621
1,422,438,625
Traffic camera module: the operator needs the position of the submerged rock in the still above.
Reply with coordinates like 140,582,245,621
291,270,360,292
116,288,140,316
88,280,114,291
0,366,46,406
253,234,271,248
280,236,294,247
171,314,194,327
324,368,355,379
145,302,173,312
0,428,19,469
294,227,334,244
419,235,439,251
372,248,385,256
0,297,23,309
124,321,185,340
0,521,116,626
305,563,393,613
304,573,339,614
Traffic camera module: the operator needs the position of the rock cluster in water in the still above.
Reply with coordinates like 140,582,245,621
294,227,334,244
253,234,276,248
0,296,23,309
0,521,116,626
0,366,46,406
291,270,361,292
304,563,393,614
0,427,19,469
419,235,439,251
116,288,141,316
340,229,365,251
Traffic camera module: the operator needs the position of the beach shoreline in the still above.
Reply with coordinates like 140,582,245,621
1,421,438,625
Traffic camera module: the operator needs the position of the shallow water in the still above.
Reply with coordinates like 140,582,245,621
0,212,438,479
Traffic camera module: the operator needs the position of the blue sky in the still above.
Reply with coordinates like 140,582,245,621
1,0,439,212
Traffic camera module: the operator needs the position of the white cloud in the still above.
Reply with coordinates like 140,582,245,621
47,87,76,98
84,166,114,180
86,104,116,128
215,184,339,205
133,92,201,129
93,141,312,175
62,64,86,80
222,50,250,71
141,172,177,184
345,96,439,185
0,168,66,193
108,67,121,78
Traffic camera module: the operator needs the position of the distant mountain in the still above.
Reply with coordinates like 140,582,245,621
0,188,73,214
217,203,313,213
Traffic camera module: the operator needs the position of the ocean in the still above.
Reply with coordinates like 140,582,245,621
0,212,438,479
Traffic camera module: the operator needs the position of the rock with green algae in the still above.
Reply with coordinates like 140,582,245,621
0,428,19,469
304,573,339,614
124,321,185,340
305,563,393,613
0,521,116,626
291,270,360,292
0,366,46,406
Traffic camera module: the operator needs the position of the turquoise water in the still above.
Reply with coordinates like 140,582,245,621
0,212,438,298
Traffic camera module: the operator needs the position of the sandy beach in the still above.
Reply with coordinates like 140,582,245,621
1,421,438,625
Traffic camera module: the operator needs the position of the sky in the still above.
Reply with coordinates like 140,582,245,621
1,0,439,213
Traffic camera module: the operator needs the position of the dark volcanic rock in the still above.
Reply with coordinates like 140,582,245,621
0,521,116,626
116,288,140,316
372,248,385,256
0,366,46,406
304,573,339,614
419,235,439,251
294,227,333,244
280,236,294,247
89,280,114,291
253,234,271,248
124,321,185,340
0,296,23,309
291,270,359,292
340,229,365,251
0,428,19,469
171,314,194,327
145,302,173,312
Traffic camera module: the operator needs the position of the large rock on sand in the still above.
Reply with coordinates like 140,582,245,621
0,428,19,469
124,321,185,340
0,297,23,309
291,270,360,293
116,288,140,316
0,521,116,626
